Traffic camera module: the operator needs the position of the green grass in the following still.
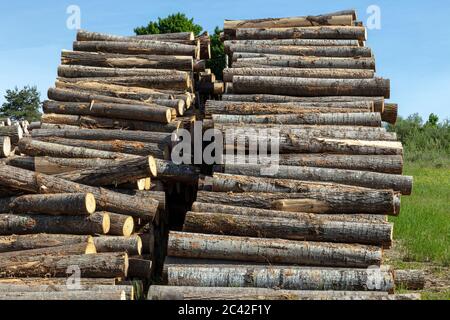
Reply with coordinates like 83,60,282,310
389,161,450,266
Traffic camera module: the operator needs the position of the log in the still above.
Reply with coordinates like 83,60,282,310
0,213,110,235
167,265,393,291
217,164,413,195
191,202,391,223
128,257,153,279
134,191,166,212
224,39,361,47
73,41,198,57
77,29,194,42
0,252,128,278
206,100,374,115
0,234,92,253
19,138,134,160
155,160,200,184
382,103,398,125
58,65,188,78
107,213,134,237
223,67,375,82
235,26,367,41
199,173,400,215
0,290,126,301
394,270,425,290
212,113,382,126
0,277,117,286
0,193,96,216
0,165,159,219
59,74,191,91
35,137,168,159
223,154,403,174
233,56,375,70
93,236,142,255
32,128,175,145
0,242,97,258
0,125,23,145
0,136,11,158
53,156,157,187
42,113,181,133
222,94,385,113
43,100,173,124
168,232,382,267
184,212,393,246
233,76,390,98
0,118,12,126
149,286,420,301
228,45,372,57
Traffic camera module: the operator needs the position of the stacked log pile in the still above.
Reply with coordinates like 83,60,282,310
0,30,206,300
149,10,423,301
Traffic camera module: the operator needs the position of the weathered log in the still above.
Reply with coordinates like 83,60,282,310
0,118,12,126
59,74,191,91
224,39,360,47
0,193,96,216
73,41,198,58
128,257,153,279
44,100,173,124
54,156,157,187
382,103,398,125
0,234,92,253
217,164,413,195
154,159,200,184
184,212,393,246
32,128,175,145
0,136,11,158
62,50,194,71
0,277,117,286
206,100,374,115
93,236,142,255
167,265,393,291
149,286,420,301
18,138,134,160
233,56,375,70
0,252,128,278
0,213,110,235
229,45,371,58
77,29,194,42
233,76,390,98
35,137,168,159
168,232,382,267
0,165,159,219
235,26,367,41
191,202,391,223
107,213,134,237
58,65,187,78
0,290,127,301
394,270,425,290
223,154,403,174
0,242,97,258
223,67,375,82
222,94,385,113
0,125,23,145
133,191,167,212
212,113,381,126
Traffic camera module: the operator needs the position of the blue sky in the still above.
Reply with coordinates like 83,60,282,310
0,0,449,120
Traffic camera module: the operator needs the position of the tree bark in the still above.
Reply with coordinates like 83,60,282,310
77,29,195,42
168,232,382,268
19,138,135,160
35,137,168,159
233,76,390,98
0,126,23,145
93,236,142,255
217,164,413,195
394,270,425,290
128,257,153,279
233,57,375,70
0,242,97,258
149,286,420,301
73,41,198,58
107,213,134,237
43,100,173,124
58,65,187,78
382,103,398,125
0,252,128,278
184,212,393,246
224,39,361,47
0,193,96,216
235,26,367,41
0,277,116,286
0,213,110,235
0,234,92,253
53,156,156,187
154,159,200,184
223,67,375,82
229,45,372,57
212,113,381,126
0,165,159,219
0,290,127,301
222,154,403,174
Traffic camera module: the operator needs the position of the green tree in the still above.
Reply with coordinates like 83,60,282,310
134,13,203,36
1,86,42,121
207,27,226,80
426,113,439,127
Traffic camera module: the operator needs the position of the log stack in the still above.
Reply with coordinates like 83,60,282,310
149,10,422,301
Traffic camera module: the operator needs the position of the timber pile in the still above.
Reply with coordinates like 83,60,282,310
0,30,205,300
149,10,423,301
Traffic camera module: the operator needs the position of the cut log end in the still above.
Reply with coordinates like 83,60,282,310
1,136,11,157
148,156,158,178
85,193,97,214
122,216,134,237
102,213,111,234
85,242,97,254
136,236,143,256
